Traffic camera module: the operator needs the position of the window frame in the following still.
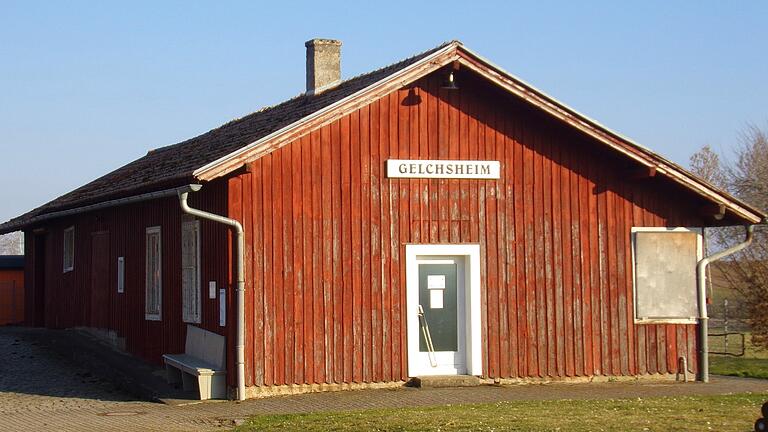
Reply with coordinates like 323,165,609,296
630,226,703,325
63,226,75,273
145,226,162,321
117,256,125,294
181,218,201,324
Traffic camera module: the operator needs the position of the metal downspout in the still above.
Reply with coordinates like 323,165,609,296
696,224,755,383
177,184,246,401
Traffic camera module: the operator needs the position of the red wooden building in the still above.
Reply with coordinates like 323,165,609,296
1,40,764,399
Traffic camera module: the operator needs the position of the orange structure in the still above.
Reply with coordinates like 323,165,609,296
0,256,24,325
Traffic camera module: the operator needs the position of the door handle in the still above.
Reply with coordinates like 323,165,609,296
418,305,438,367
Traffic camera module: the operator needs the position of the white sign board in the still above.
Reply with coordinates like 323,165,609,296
427,275,446,289
430,290,444,309
634,230,700,322
387,159,500,179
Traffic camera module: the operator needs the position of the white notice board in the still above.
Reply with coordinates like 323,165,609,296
633,229,701,323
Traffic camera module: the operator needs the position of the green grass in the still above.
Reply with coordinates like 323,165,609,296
710,332,768,379
710,356,768,379
235,394,767,432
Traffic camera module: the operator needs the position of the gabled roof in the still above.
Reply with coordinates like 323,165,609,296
0,42,451,233
1,40,764,233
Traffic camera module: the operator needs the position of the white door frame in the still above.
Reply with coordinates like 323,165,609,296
405,244,482,377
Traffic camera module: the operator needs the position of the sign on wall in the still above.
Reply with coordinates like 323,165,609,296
632,228,702,323
387,159,500,179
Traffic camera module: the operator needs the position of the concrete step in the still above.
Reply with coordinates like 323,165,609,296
408,375,483,388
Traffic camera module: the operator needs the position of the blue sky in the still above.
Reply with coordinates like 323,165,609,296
1,1,766,224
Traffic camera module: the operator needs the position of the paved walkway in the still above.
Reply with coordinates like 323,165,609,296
1,328,767,431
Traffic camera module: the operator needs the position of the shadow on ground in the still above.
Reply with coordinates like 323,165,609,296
0,327,196,404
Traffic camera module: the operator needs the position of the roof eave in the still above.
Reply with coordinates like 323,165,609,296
453,46,766,225
192,41,463,181
0,183,198,235
190,41,764,226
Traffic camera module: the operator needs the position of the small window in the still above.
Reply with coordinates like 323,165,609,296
631,227,702,324
181,218,201,323
63,226,74,272
117,257,125,293
145,226,162,320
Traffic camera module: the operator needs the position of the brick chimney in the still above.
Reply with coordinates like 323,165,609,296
305,38,341,95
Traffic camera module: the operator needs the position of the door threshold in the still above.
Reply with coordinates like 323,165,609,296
407,375,482,388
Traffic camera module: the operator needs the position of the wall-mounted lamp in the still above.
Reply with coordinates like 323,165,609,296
441,71,459,90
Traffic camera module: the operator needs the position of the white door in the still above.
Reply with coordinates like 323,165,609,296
410,257,466,375
406,244,482,377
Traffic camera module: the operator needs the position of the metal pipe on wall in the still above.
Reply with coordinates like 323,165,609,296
177,184,246,401
696,224,755,383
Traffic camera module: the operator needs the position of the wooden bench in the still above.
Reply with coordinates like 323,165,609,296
163,325,227,400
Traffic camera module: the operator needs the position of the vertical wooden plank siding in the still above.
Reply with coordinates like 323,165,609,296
27,70,704,393
25,181,232,377
229,71,703,387
0,268,24,325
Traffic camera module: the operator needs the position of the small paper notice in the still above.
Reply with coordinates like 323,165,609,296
427,275,445,289
219,288,226,327
430,289,444,309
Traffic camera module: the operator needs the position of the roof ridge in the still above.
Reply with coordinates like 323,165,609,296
2,38,764,233
326,39,455,90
